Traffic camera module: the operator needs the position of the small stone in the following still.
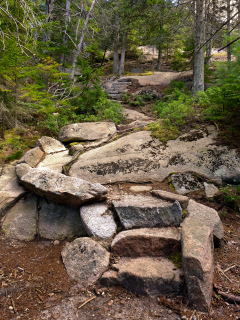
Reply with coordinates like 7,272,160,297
69,144,84,156
171,173,203,195
204,182,219,198
53,240,60,246
129,186,152,193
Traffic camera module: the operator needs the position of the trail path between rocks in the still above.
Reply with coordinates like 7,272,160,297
0,72,240,320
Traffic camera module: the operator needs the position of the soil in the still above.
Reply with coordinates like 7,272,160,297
0,180,240,320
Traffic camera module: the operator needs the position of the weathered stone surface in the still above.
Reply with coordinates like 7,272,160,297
129,185,152,193
117,120,153,132
15,163,32,180
111,228,181,257
18,147,44,167
181,217,214,312
80,203,117,239
58,122,116,143
151,190,189,209
39,198,87,240
19,168,108,208
171,173,203,195
61,238,110,285
112,195,182,229
0,178,27,215
114,257,183,296
36,150,72,173
36,136,66,154
187,199,224,242
68,127,240,184
204,182,219,198
69,144,84,156
122,108,153,121
2,195,37,241
0,162,18,189
100,270,119,287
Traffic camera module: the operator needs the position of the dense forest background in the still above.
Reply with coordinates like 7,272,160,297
0,0,240,162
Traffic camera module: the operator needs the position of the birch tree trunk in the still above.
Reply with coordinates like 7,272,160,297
71,0,96,79
192,0,205,94
113,15,120,74
60,0,71,71
119,31,127,75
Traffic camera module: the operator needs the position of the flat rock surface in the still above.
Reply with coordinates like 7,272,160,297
0,162,18,189
187,199,224,241
80,203,117,239
68,127,240,184
122,108,153,121
112,195,182,229
114,257,183,296
58,122,116,143
36,150,72,173
36,136,66,154
181,217,214,312
39,198,87,240
2,195,37,241
121,71,192,86
171,173,203,195
19,168,108,208
129,185,153,192
61,238,110,285
111,227,181,257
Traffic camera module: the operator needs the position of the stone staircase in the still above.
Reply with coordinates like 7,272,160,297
104,78,132,101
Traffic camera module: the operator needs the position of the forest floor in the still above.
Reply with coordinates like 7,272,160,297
1,52,240,320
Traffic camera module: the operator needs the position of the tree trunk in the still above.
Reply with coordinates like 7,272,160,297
71,0,96,79
43,0,54,42
156,44,162,71
119,31,127,75
227,0,231,63
193,0,205,94
60,0,71,72
113,15,120,74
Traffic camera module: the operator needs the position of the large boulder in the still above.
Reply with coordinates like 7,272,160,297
2,195,37,241
39,198,87,240
187,199,224,242
36,136,66,154
181,217,214,312
112,195,182,229
80,203,117,239
58,122,116,143
61,238,110,285
111,228,181,257
68,127,240,184
19,168,108,208
113,257,183,296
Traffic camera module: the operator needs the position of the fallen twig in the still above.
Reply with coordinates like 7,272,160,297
0,283,32,296
218,291,240,304
78,296,96,309
189,309,196,320
11,298,17,313
224,265,236,273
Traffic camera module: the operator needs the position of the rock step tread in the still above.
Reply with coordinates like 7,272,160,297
111,227,181,257
107,257,183,296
